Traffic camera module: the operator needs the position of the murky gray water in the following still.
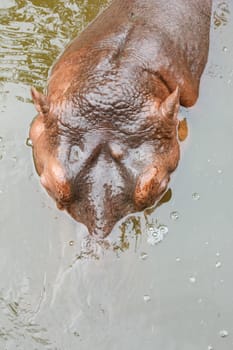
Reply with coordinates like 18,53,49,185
0,1,233,349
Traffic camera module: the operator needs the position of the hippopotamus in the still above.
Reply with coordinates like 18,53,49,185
30,0,212,237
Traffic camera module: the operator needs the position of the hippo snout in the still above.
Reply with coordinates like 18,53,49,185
66,156,135,238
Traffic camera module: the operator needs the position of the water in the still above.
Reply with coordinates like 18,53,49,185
147,224,169,245
192,192,201,201
139,252,148,261
219,330,229,338
1,1,233,349
170,211,180,220
143,295,151,303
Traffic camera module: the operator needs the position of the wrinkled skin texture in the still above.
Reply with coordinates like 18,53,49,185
30,0,212,237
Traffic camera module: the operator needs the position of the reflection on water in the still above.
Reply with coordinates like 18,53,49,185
214,2,230,28
0,0,110,87
0,290,51,346
72,215,143,259
178,118,188,142
71,208,172,260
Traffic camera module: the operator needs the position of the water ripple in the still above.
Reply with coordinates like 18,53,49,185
0,0,110,87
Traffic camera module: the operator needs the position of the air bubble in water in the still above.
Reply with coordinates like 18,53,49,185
192,192,200,200
189,276,196,284
219,329,229,338
208,346,214,350
143,295,151,303
215,261,222,268
69,240,75,246
223,46,228,52
26,138,33,147
140,252,148,261
147,224,168,245
170,211,179,220
159,225,168,235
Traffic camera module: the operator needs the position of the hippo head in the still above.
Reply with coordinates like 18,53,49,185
30,83,180,238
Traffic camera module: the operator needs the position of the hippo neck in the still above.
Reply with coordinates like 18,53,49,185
63,0,210,106
50,0,211,108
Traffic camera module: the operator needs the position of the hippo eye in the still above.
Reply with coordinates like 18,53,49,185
69,145,80,163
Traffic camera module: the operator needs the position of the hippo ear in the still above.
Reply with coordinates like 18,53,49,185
160,86,180,119
134,165,158,210
31,86,49,115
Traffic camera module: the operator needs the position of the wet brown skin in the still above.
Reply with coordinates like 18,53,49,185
30,0,212,238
